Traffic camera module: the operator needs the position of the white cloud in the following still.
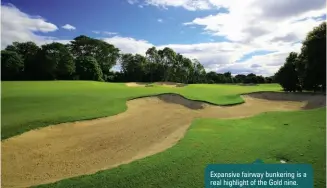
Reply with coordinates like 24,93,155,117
41,38,72,46
178,0,326,75
127,0,139,5
157,18,163,22
92,31,118,36
2,1,325,76
103,36,153,55
1,3,58,48
62,24,76,30
100,32,308,76
219,51,294,76
143,0,211,11
102,36,261,74
103,31,118,35
184,0,325,43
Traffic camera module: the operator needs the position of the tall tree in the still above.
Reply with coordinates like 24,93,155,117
159,47,176,82
234,74,247,83
120,53,147,82
297,22,326,91
256,75,266,83
223,72,233,83
145,47,159,82
206,71,218,83
1,50,24,80
38,42,75,80
5,41,40,79
191,59,206,83
180,56,193,83
75,56,103,81
275,52,299,92
69,35,120,80
245,73,258,84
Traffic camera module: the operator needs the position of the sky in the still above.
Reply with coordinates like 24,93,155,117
1,0,326,76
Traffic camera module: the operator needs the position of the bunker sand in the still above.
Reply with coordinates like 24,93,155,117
126,82,186,87
1,92,325,188
125,82,149,87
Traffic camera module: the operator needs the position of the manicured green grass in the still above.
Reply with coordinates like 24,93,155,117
1,81,281,139
35,108,326,188
2,81,325,187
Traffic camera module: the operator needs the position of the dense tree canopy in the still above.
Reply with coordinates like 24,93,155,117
120,53,147,82
275,22,326,92
275,52,300,92
37,42,75,80
8,28,325,86
5,41,40,79
75,56,103,81
68,35,120,81
0,36,275,84
1,50,24,80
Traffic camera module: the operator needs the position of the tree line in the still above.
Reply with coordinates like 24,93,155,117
1,35,274,84
2,23,324,87
274,22,326,92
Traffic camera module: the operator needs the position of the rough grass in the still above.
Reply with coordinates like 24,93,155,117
1,81,281,139
34,108,326,188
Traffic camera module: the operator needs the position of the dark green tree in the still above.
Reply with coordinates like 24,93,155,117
206,71,218,83
69,35,120,80
234,74,247,83
158,47,177,82
223,72,233,83
264,76,275,83
275,52,299,92
180,56,193,83
38,42,75,80
245,73,258,84
75,56,103,81
5,41,40,79
191,59,206,83
145,47,160,82
297,22,326,92
1,50,24,80
120,53,147,82
256,75,266,83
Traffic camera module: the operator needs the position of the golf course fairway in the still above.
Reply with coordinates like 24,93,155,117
1,81,326,188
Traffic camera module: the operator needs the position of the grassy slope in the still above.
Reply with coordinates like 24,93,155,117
35,108,326,188
1,81,280,139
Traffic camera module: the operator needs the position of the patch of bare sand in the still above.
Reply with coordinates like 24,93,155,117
125,82,149,87
154,82,187,87
1,92,325,188
125,82,187,87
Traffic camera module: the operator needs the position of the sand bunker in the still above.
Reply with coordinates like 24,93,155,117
1,92,325,188
125,82,150,87
247,92,326,109
125,82,187,87
154,82,187,87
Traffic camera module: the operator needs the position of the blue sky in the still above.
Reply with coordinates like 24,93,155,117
3,0,226,44
1,0,326,76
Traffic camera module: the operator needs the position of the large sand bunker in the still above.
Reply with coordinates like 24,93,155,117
126,82,186,87
1,92,325,188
